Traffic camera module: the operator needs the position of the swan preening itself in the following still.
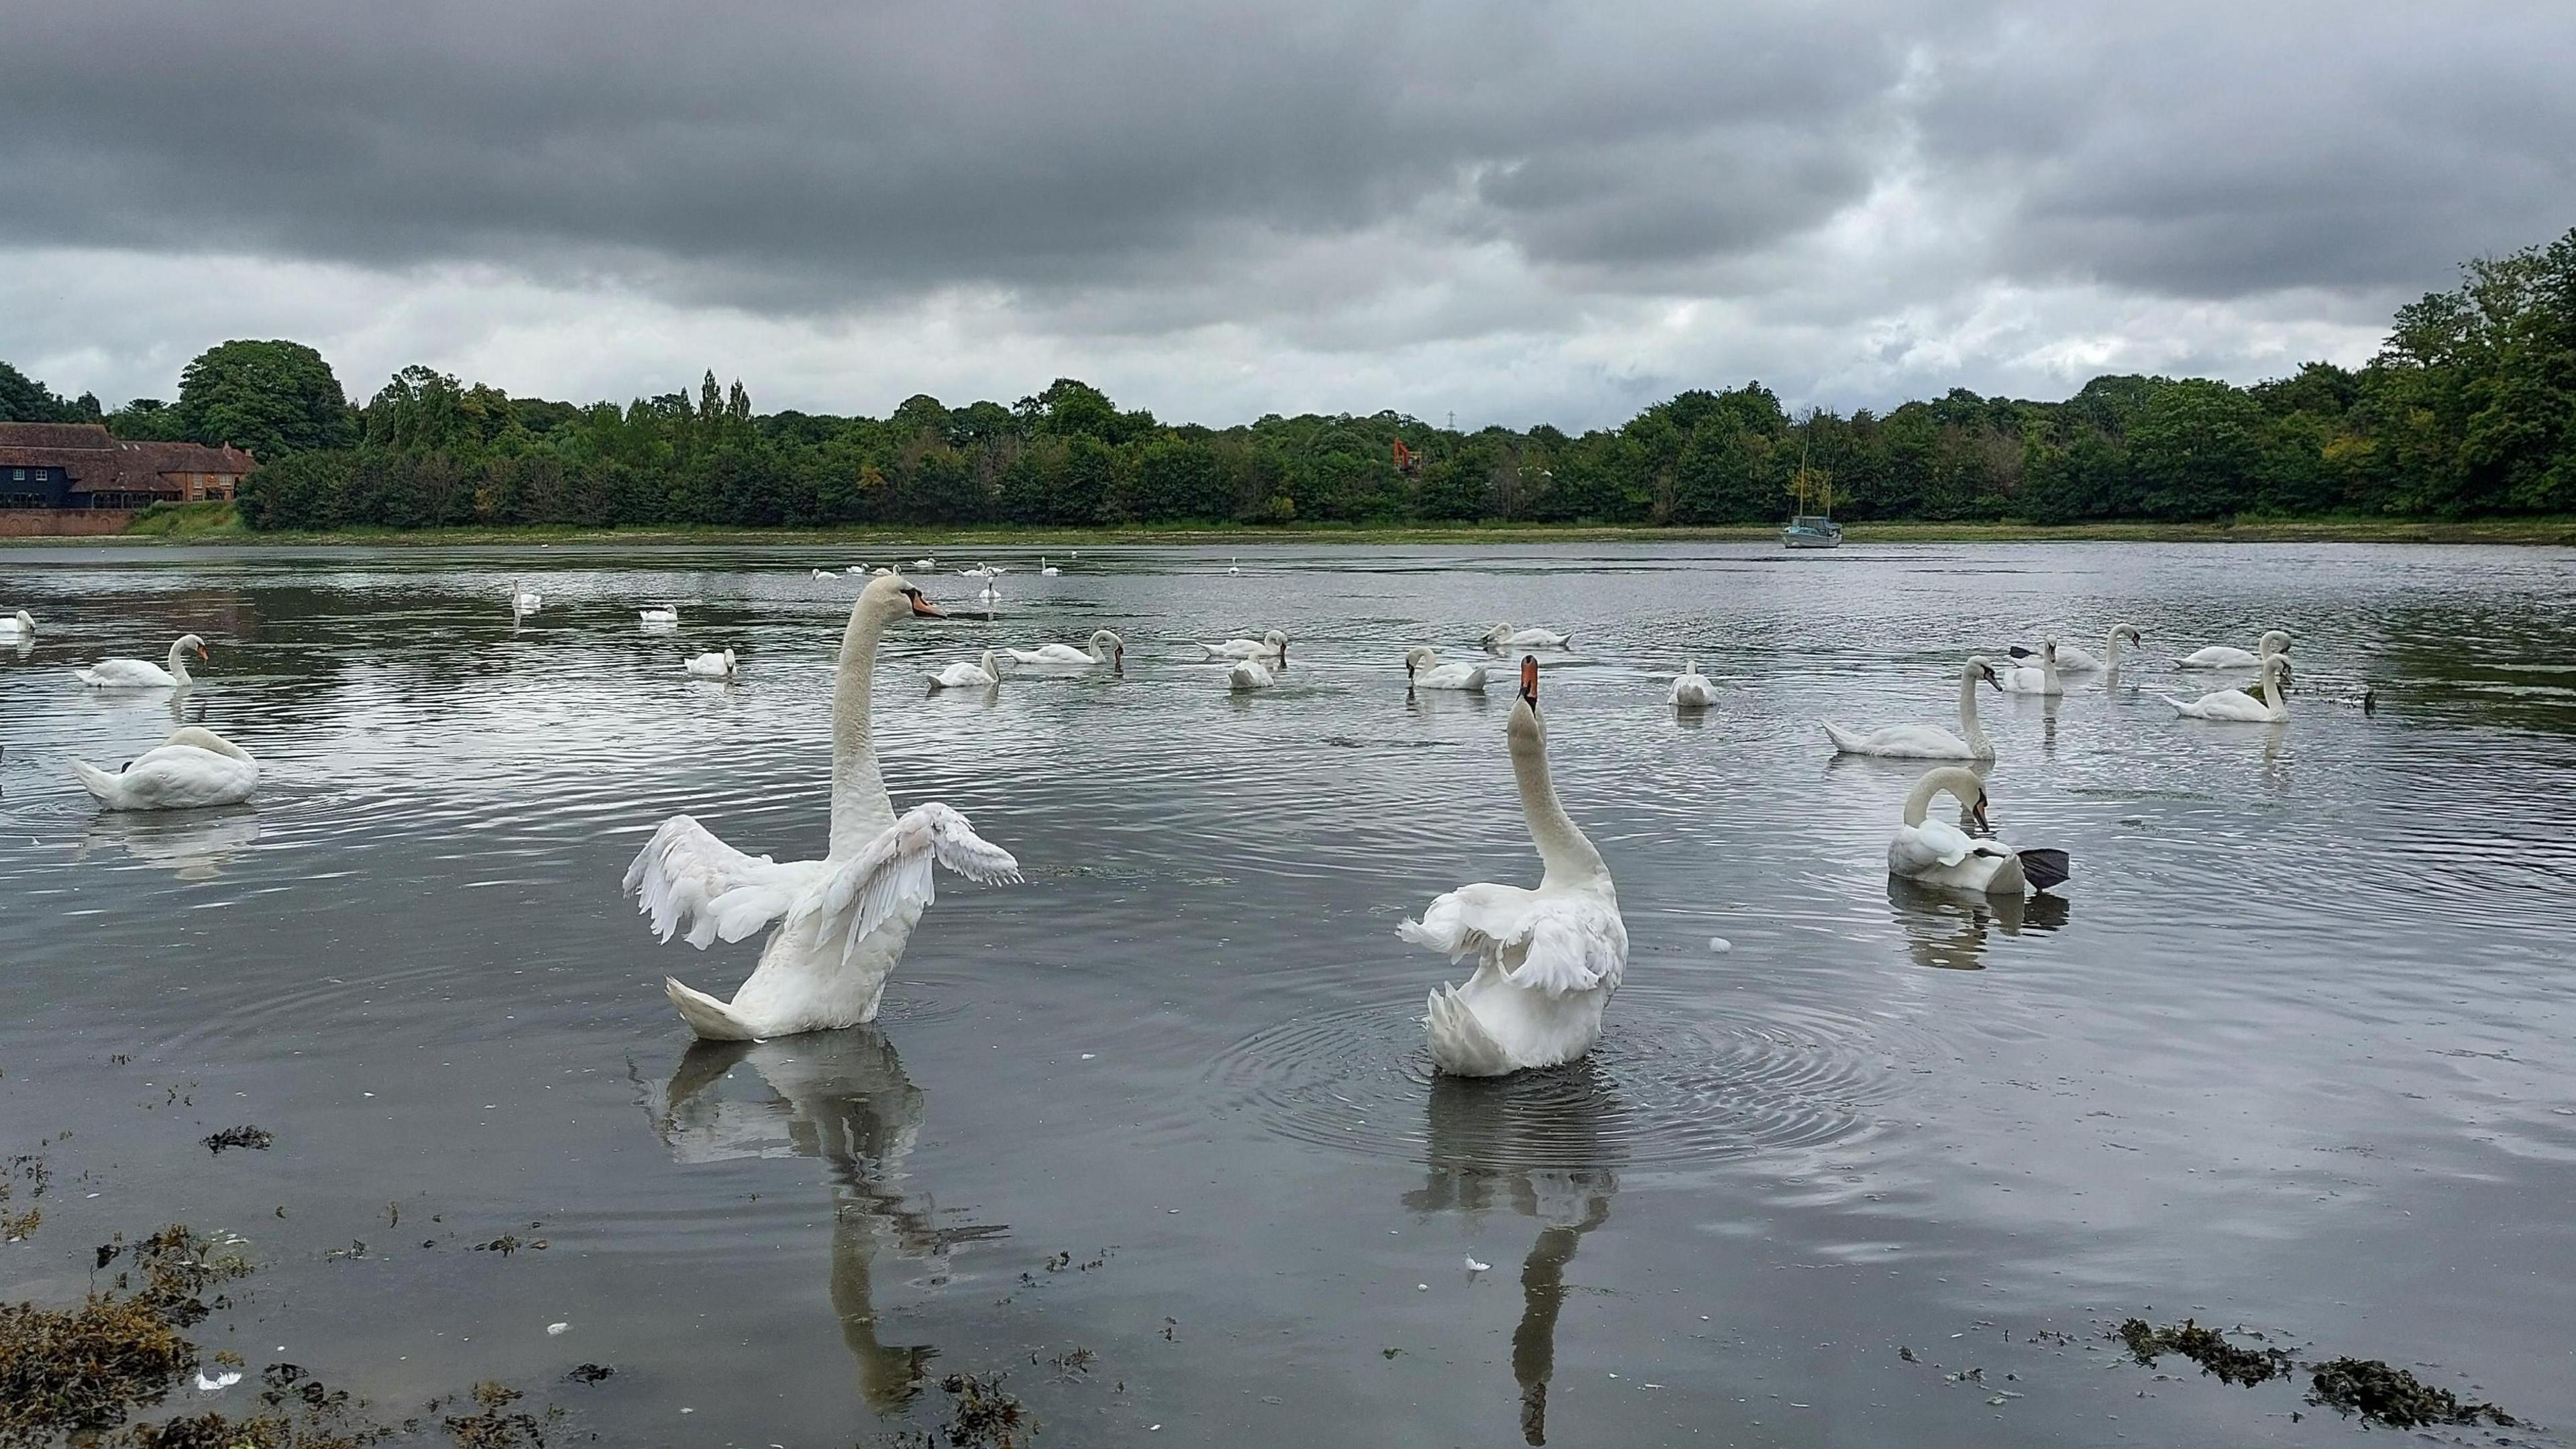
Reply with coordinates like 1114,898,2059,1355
684,649,738,680
626,574,1022,1040
1404,647,1489,691
0,610,33,641
1004,630,1122,670
1405,657,1627,1077
2165,653,2293,722
1998,637,2062,696
928,649,1008,689
77,635,207,690
1667,661,1720,709
1482,624,1572,651
1227,657,1276,691
1822,657,2001,759
70,727,259,810
1198,629,1286,662
2011,625,2140,675
1886,767,2069,896
2177,629,2290,670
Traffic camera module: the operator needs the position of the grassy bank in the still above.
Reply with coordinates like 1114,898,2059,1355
9,504,2573,548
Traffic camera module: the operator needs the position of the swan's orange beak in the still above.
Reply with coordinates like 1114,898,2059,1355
195,644,209,661
908,592,943,618
1518,655,1540,706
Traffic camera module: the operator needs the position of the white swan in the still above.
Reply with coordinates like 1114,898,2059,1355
1404,647,1489,691
70,727,258,810
1227,657,1276,691
1821,657,2002,759
1667,660,1720,709
845,564,871,575
626,574,1021,1040
2177,629,2290,670
1004,630,1123,670
912,557,936,570
1197,629,1287,661
77,635,207,690
2164,653,2292,722
1998,637,2062,696
0,610,34,641
1886,767,2068,896
2011,625,2139,675
1040,558,1061,576
1405,657,1627,1076
641,606,680,625
1227,557,1240,576
1481,624,1572,651
684,649,738,680
927,650,1006,690
511,580,543,616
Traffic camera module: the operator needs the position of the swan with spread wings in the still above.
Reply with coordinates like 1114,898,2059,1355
624,574,1021,1039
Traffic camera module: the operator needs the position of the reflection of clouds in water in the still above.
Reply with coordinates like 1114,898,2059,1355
1884,875,2067,971
653,1030,1005,1413
1404,1069,1619,1448
76,807,260,881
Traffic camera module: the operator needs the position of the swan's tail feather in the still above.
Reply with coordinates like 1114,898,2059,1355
2017,849,2071,893
2155,694,2194,713
68,759,119,802
1424,985,1515,1077
1820,720,1869,753
665,977,761,1041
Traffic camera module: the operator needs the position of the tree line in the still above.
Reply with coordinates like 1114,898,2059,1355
5,227,2571,529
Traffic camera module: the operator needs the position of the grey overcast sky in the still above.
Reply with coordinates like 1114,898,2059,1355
3,0,2569,428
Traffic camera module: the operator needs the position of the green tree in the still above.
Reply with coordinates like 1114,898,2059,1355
174,340,356,459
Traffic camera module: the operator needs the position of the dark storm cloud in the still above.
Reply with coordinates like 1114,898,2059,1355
1,0,2568,325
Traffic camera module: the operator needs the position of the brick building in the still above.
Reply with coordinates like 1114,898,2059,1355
0,423,255,532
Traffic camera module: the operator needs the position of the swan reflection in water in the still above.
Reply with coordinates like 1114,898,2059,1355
76,806,260,881
651,1029,1005,1411
1884,875,2068,971
1403,1067,1621,1446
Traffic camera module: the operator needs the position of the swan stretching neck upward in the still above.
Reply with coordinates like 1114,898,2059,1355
1668,661,1720,708
626,574,1022,1040
2177,629,2290,670
1004,630,1122,670
1482,624,1572,651
1197,629,1285,661
0,610,33,641
70,726,259,810
77,635,207,689
2165,653,2292,722
1822,657,2001,759
928,649,1007,689
684,649,738,680
1998,637,2062,696
1886,767,2068,896
1404,646,1489,691
1405,657,1627,1077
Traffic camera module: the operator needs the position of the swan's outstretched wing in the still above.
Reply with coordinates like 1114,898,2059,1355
1400,883,1625,998
625,814,824,949
788,804,1021,959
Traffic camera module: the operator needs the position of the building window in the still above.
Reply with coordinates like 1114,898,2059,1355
9,470,22,482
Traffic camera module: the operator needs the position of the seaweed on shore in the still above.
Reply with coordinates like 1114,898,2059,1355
2114,1318,2294,1387
0,1225,251,1442
201,1126,274,1155
2306,1358,2517,1430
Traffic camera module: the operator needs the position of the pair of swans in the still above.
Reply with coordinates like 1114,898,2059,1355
1407,658,1628,1077
71,727,259,810
1823,657,2002,759
684,649,738,680
2007,624,2142,677
78,635,210,690
626,574,1022,1040
2165,652,2293,722
2177,629,2290,670
1483,624,1572,651
1405,647,1489,691
1198,629,1285,661
1887,767,2068,896
0,610,34,642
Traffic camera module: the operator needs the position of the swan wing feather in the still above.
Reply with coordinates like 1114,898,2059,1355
1399,884,1623,998
625,814,813,949
793,803,1022,961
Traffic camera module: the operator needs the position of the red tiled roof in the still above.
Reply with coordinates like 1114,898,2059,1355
0,423,254,494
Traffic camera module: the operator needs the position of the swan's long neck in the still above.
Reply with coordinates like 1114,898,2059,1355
828,606,898,854
166,639,193,686
2104,629,2125,672
1510,703,1607,889
1902,768,1977,826
1955,665,1987,750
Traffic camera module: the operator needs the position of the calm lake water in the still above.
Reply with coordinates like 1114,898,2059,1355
3,541,2573,1446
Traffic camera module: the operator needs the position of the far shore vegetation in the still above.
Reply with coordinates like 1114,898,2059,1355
7,227,2574,541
